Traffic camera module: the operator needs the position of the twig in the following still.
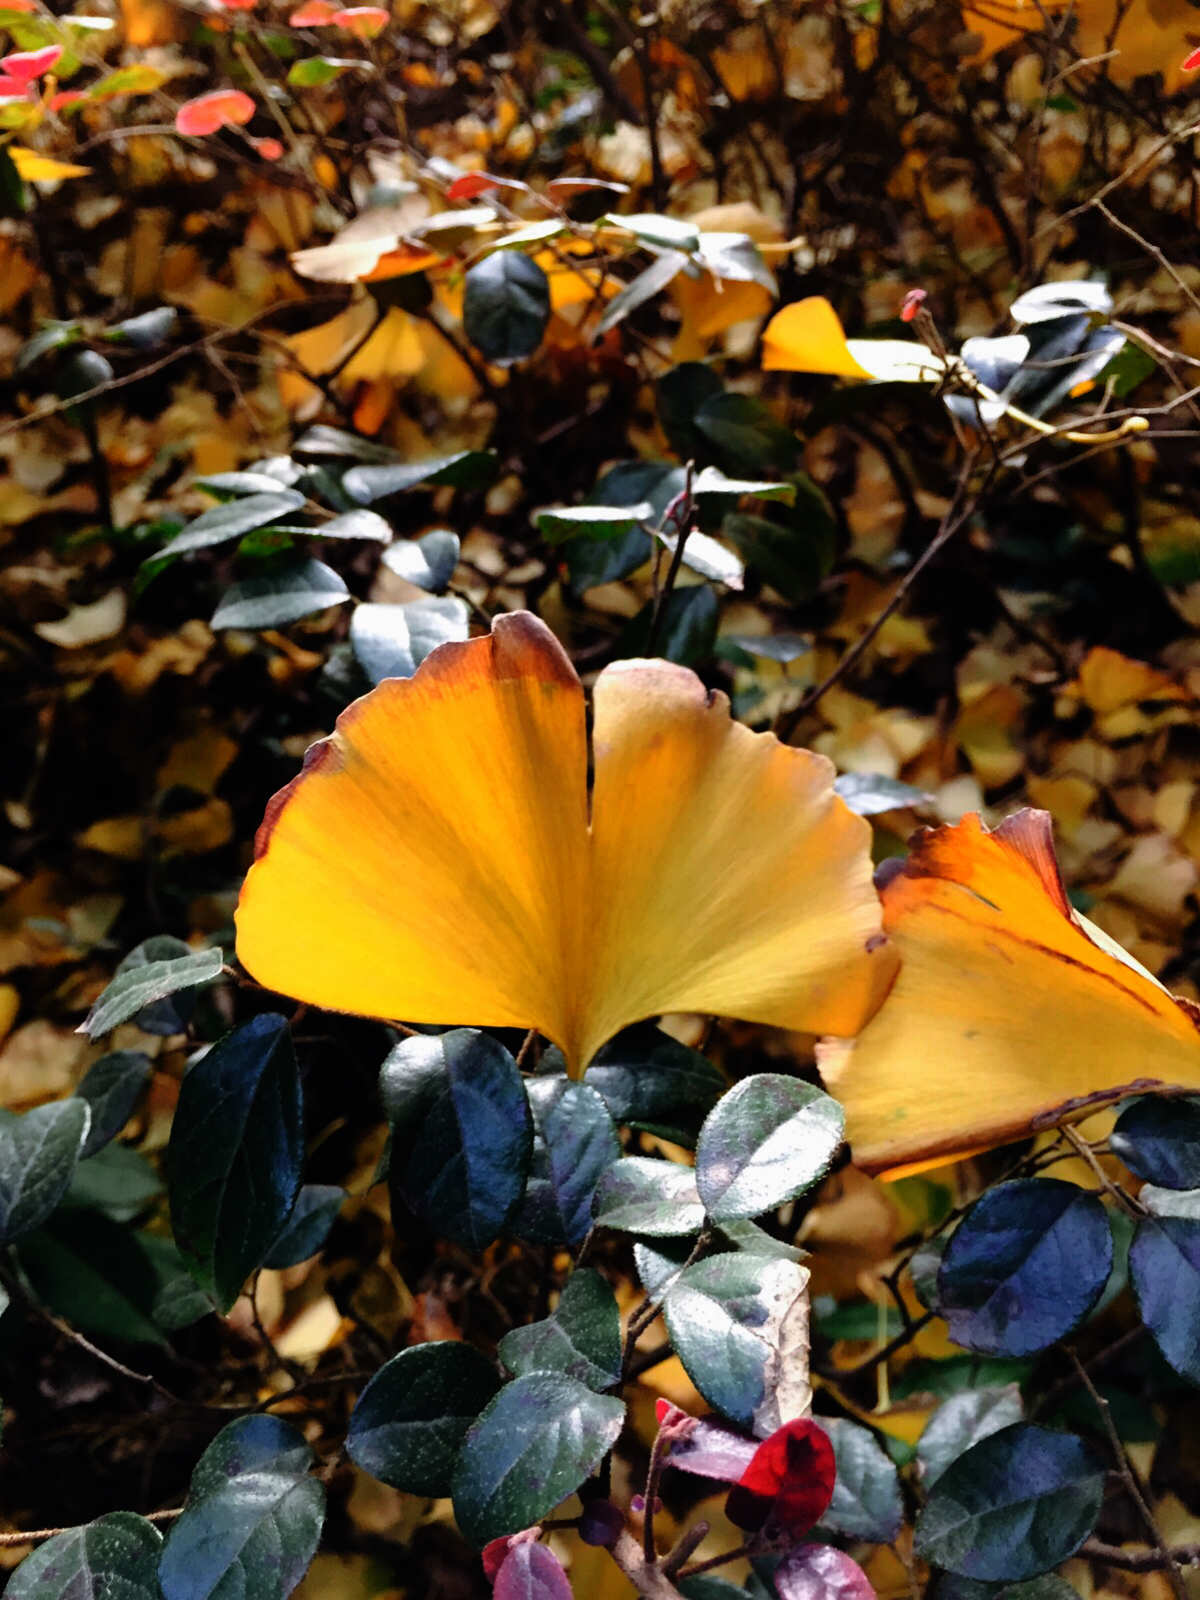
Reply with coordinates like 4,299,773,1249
0,1509,183,1548
1083,1538,1200,1572
1068,1350,1187,1600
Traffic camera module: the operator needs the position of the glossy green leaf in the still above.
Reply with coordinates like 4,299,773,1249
619,585,718,666
80,946,223,1037
264,1184,344,1269
17,1209,167,1347
166,1014,304,1311
343,449,496,504
0,1100,90,1244
918,1387,1025,1487
696,1074,844,1222
104,306,178,348
314,508,392,541
451,1372,625,1546
380,1029,532,1250
382,529,460,591
693,392,798,473
662,1252,810,1433
914,1424,1104,1581
1112,1095,1200,1189
512,1077,620,1247
463,251,550,365
157,492,307,559
7,1512,162,1600
607,212,699,252
1129,1211,1200,1383
499,1268,621,1390
210,559,350,631
584,1023,725,1148
819,1419,903,1542
350,596,468,684
159,1415,324,1600
834,772,931,815
347,1341,502,1494
592,1156,705,1236
535,502,652,544
596,250,687,334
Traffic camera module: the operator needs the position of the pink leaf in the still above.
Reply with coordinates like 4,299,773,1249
249,135,284,159
774,1545,875,1600
0,75,30,96
667,1417,757,1483
331,5,388,36
289,0,336,22
175,88,256,136
0,44,64,82
493,1543,572,1600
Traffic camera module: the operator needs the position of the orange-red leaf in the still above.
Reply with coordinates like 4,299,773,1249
175,88,256,136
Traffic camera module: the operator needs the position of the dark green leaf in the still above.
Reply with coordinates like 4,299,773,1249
382,529,460,592
662,1252,810,1432
719,633,811,664
499,1268,621,1390
915,1424,1104,1580
584,1023,725,1147
918,1387,1025,1487
166,1014,304,1311
451,1372,625,1546
1112,1095,1200,1189
350,596,468,684
16,1209,167,1347
75,1049,152,1156
695,1073,844,1222
657,364,724,460
15,319,82,374
1129,1211,1200,1383
264,1184,344,1269
80,946,223,1037
0,1100,90,1244
140,1234,213,1331
536,502,652,544
64,1143,160,1222
287,54,354,85
463,251,550,365
293,424,400,462
819,1419,903,1542
619,585,718,666
512,1077,620,1247
157,492,308,559
593,1156,705,1236
211,559,350,631
159,1416,324,1600
381,1029,532,1250
936,1180,1112,1356
692,466,795,503
693,392,798,474
834,772,931,815
7,1512,162,1600
343,449,497,504
346,1341,502,1494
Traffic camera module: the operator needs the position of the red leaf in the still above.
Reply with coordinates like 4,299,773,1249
0,75,29,97
447,170,505,201
775,1544,875,1600
331,5,389,36
493,1543,573,1600
249,135,284,159
49,89,86,110
1185,46,1200,70
289,0,336,19
725,1419,836,1537
175,88,256,136
482,1538,512,1582
0,44,63,81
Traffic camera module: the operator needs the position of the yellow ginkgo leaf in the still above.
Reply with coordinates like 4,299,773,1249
236,612,896,1073
762,296,945,383
818,809,1200,1179
8,147,91,182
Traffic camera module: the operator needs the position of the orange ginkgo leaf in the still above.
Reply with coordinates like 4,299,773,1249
762,296,945,383
818,809,1200,1179
236,612,895,1075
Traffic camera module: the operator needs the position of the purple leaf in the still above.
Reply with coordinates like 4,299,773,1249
493,1542,573,1600
775,1544,875,1600
667,1417,757,1482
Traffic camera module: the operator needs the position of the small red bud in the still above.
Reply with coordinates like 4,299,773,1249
900,288,928,323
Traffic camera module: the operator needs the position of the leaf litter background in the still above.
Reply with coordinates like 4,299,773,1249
3,0,1200,1593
